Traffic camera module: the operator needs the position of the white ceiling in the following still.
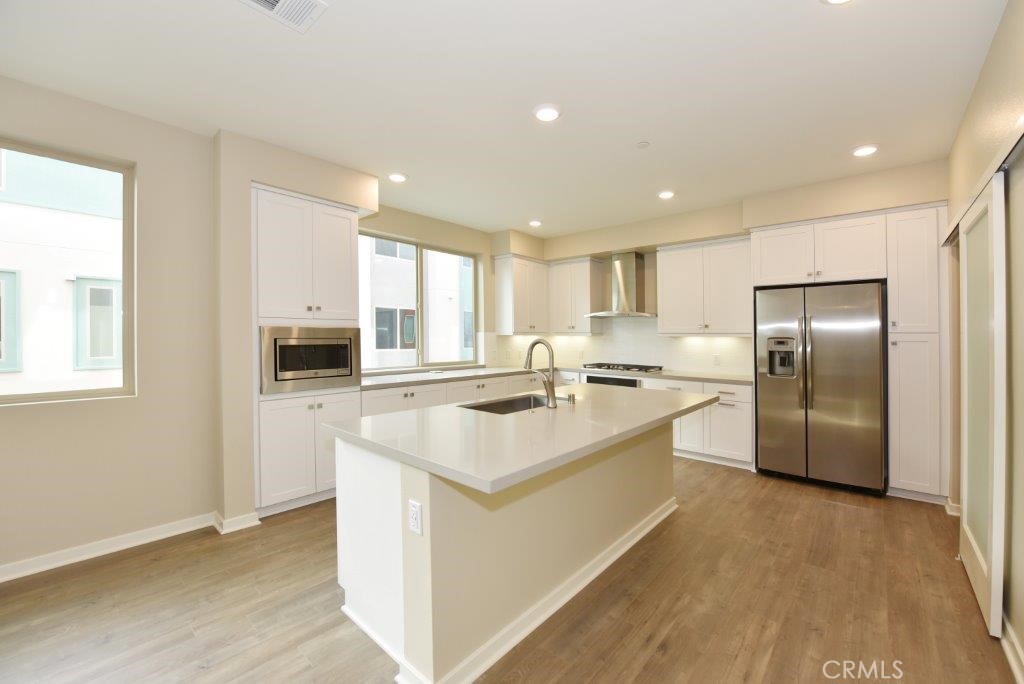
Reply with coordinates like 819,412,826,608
0,0,1006,236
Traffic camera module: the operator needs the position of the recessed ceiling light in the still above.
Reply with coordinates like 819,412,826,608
534,105,560,122
388,172,407,183
529,220,542,228
821,0,852,4
658,190,675,200
636,140,651,149
852,145,878,157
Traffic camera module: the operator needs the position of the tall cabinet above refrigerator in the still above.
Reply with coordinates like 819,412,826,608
755,282,886,491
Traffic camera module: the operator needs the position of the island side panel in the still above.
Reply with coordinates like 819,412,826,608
337,437,406,661
420,424,675,681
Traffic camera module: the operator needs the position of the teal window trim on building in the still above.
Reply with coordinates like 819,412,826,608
74,277,123,370
0,270,21,372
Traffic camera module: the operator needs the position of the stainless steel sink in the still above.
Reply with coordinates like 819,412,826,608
462,394,566,415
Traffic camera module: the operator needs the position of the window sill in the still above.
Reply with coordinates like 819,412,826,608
362,363,485,378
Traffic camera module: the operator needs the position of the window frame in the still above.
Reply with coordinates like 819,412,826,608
0,270,21,373
0,137,136,407
359,230,479,370
73,278,123,370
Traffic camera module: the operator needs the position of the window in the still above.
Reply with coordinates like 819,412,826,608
0,141,133,404
358,234,476,369
74,278,122,369
0,271,21,372
375,307,397,349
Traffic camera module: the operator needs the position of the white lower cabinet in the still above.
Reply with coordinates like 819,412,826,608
643,378,752,465
507,374,542,394
888,333,941,494
446,377,512,403
555,370,579,386
361,382,447,416
260,390,360,508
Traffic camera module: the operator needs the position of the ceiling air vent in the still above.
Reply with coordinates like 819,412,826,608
239,0,328,33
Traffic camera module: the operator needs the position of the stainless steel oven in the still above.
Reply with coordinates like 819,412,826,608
260,326,360,395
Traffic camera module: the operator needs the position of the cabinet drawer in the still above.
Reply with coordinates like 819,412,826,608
507,374,542,394
702,382,752,403
703,400,753,463
555,370,579,385
642,378,703,393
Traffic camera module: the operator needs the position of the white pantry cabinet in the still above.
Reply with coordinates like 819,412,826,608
751,215,886,286
255,188,358,322
886,208,940,334
888,334,941,494
361,382,447,416
495,256,548,335
657,239,752,335
547,259,606,334
259,390,360,507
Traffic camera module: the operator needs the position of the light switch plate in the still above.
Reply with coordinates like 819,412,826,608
408,500,423,535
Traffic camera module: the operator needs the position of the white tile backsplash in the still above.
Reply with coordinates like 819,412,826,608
485,318,752,374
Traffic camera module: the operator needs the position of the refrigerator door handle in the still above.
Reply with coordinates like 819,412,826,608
806,315,814,410
796,315,806,409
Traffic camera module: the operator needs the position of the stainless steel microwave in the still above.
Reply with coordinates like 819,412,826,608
260,326,360,395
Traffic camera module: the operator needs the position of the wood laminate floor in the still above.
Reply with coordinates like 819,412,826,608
0,459,1013,683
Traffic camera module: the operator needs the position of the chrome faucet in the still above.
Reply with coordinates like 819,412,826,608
524,338,557,408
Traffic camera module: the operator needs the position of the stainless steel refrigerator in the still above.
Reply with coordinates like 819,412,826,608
755,282,886,491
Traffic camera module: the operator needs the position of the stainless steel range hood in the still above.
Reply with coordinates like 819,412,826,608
586,252,657,319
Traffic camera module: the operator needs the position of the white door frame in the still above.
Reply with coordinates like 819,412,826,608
957,171,1007,638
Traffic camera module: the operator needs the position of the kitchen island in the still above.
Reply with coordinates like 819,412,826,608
324,383,716,684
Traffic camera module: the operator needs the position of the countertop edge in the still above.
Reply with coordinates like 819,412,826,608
326,394,718,494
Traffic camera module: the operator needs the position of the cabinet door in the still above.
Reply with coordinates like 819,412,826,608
507,374,541,394
656,247,704,334
528,261,549,333
444,379,480,404
361,387,410,416
477,377,510,400
407,383,446,409
645,379,705,452
570,260,597,334
257,190,314,319
548,263,574,334
314,392,361,492
750,225,815,286
886,209,939,334
555,370,579,385
259,397,316,506
703,400,752,463
814,215,886,282
702,241,753,334
888,334,941,494
512,259,533,334
312,203,358,321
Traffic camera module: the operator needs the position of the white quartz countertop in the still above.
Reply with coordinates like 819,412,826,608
325,383,717,494
361,366,530,390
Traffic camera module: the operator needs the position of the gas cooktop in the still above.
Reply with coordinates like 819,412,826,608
582,363,663,373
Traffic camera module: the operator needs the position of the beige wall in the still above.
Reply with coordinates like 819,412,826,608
949,0,1024,226
215,131,377,520
0,76,220,564
1007,151,1024,640
742,159,949,229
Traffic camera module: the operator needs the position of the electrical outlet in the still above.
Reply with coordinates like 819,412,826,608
713,353,721,367
408,499,423,535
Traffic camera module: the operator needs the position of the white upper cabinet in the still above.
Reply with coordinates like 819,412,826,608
495,256,548,335
656,246,703,334
888,333,941,494
312,202,359,321
257,191,315,319
256,188,359,322
813,214,887,282
886,208,939,334
702,241,752,334
548,259,606,334
750,225,815,286
658,239,751,335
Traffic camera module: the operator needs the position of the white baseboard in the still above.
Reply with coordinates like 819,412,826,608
887,488,948,506
434,497,678,684
257,489,335,519
676,450,755,472
214,511,262,534
1004,614,1024,684
0,512,216,584
945,500,962,517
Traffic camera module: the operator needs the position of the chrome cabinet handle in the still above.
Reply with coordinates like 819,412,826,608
306,305,313,311
718,402,737,408
891,321,897,327
409,392,415,397
402,393,408,398
806,272,813,277
891,341,898,347
718,390,735,395
667,387,681,391
315,305,322,311
816,270,822,276
316,402,323,409
307,404,315,410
